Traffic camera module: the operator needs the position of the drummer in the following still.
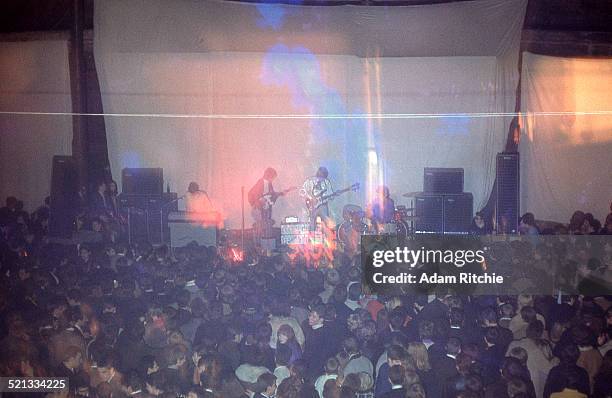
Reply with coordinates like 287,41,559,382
369,185,395,229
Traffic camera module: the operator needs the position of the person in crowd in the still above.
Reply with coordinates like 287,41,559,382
544,344,591,398
519,212,540,236
470,211,490,235
1,190,612,398
506,320,556,398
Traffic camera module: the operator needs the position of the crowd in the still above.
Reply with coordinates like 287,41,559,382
0,192,611,398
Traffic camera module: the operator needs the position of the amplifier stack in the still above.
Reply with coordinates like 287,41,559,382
414,168,473,234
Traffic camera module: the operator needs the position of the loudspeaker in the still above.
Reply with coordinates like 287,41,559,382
415,193,444,233
49,156,79,238
496,153,519,234
424,168,464,194
443,193,473,234
121,168,163,196
117,192,179,244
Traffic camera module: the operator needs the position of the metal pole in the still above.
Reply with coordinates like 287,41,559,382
241,186,245,252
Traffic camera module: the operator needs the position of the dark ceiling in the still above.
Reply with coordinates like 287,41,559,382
1,0,612,34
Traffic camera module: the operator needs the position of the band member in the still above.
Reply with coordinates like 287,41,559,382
301,166,334,230
369,185,395,228
185,182,211,213
248,168,279,225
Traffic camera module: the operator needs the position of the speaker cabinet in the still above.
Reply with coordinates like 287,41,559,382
496,153,519,234
49,156,78,238
415,193,444,233
415,193,473,234
121,168,163,196
443,193,473,234
424,168,464,194
118,192,178,244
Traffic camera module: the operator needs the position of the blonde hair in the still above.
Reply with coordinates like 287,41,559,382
407,342,431,372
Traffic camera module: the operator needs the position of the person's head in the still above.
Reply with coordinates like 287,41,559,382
263,168,278,181
455,353,473,375
257,372,277,397
187,182,199,193
276,377,301,398
322,378,339,398
108,181,118,194
342,336,360,356
324,357,339,375
501,357,529,381
450,307,465,327
79,245,91,262
377,186,390,199
558,343,580,364
480,307,498,326
278,324,296,345
519,306,537,323
446,337,462,356
308,305,325,327
387,344,407,367
507,378,529,398
520,213,535,227
95,351,117,382
125,372,144,396
142,355,159,375
406,383,426,398
97,181,107,194
316,167,329,179
507,347,528,367
473,212,485,228
347,282,361,301
92,218,103,232
571,324,595,348
526,320,544,340
62,346,82,369
407,342,431,371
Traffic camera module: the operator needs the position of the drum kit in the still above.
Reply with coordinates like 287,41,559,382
336,192,421,249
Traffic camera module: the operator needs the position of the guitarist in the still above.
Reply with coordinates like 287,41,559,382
301,166,334,230
248,168,280,226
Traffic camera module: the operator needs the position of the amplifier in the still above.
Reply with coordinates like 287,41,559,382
121,168,163,196
424,168,464,194
280,222,323,245
168,211,218,247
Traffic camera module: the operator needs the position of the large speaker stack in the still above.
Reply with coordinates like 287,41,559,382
415,168,473,234
49,156,79,238
496,153,520,234
118,168,178,244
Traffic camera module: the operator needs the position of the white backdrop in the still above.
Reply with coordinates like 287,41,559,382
94,0,526,226
0,40,72,211
520,52,612,223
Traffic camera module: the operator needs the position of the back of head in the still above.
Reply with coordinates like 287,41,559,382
519,306,537,323
525,320,544,340
507,378,529,398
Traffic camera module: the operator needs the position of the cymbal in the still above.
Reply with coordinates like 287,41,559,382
402,192,421,198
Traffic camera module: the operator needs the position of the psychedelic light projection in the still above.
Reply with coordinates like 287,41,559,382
260,44,382,212
255,4,387,265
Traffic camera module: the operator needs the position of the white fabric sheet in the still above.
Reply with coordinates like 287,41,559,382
94,0,526,226
0,40,72,211
520,52,612,223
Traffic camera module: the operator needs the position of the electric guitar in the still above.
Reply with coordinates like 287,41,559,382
305,183,360,214
255,186,297,210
